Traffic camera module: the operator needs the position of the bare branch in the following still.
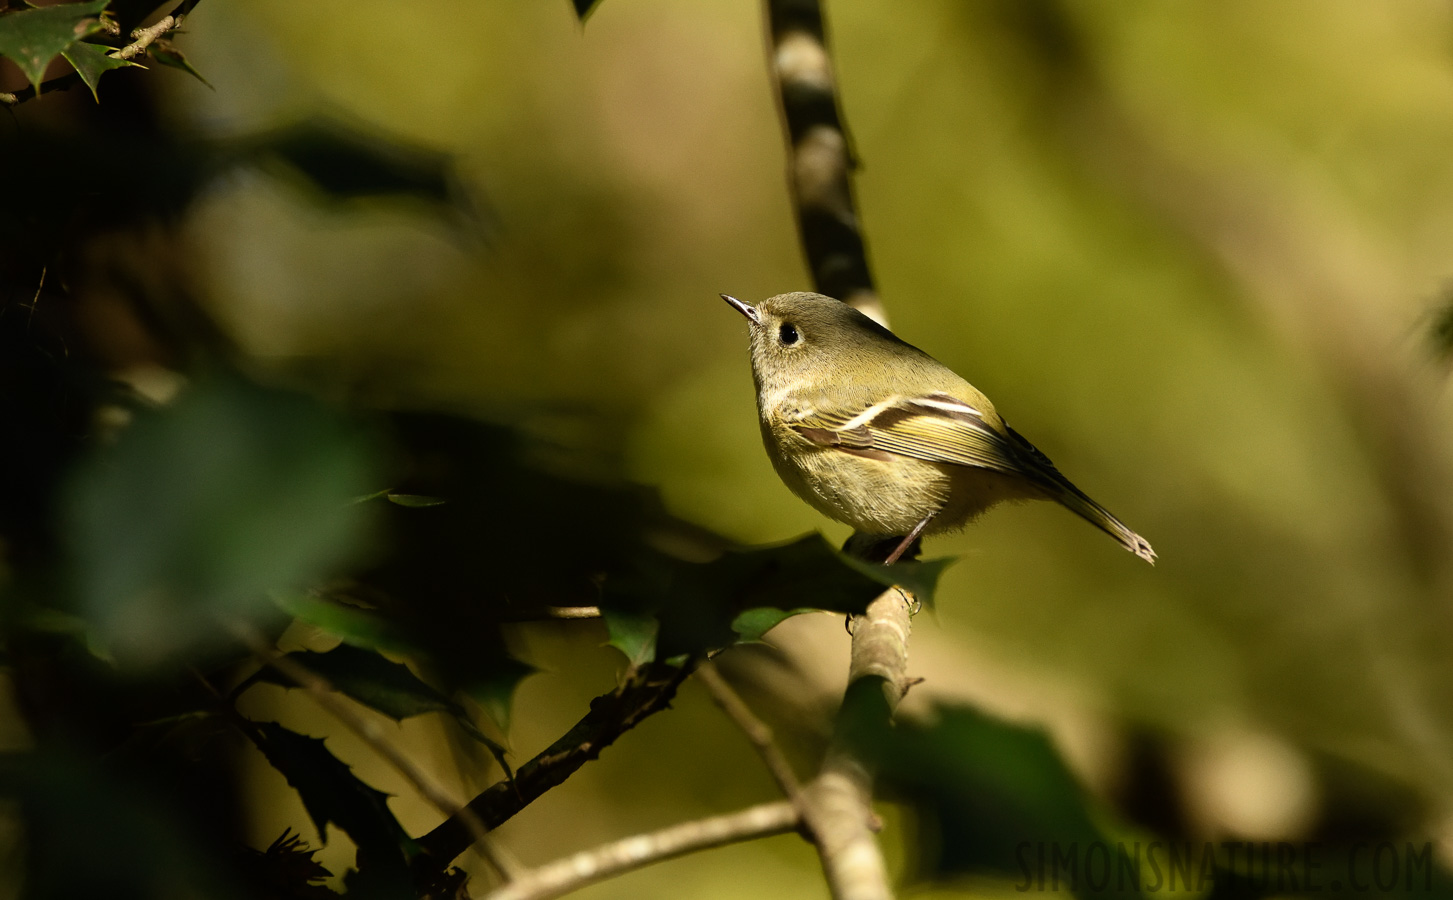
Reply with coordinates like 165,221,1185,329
482,801,800,900
412,659,695,876
764,0,884,324
694,662,807,809
228,623,523,883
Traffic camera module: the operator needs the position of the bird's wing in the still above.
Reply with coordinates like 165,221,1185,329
790,392,1031,476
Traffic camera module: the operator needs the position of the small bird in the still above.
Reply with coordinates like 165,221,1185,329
722,291,1155,565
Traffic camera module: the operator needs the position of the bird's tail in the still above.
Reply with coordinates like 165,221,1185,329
1046,479,1156,564
1006,427,1156,564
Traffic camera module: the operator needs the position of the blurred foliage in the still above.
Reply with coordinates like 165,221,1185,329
5,1,1453,899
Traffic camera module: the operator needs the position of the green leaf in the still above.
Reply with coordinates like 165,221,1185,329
730,606,821,643
65,375,377,665
462,655,536,733
252,643,511,762
603,608,658,667
252,722,414,879
602,533,955,660
60,39,137,101
0,0,108,92
860,704,1129,898
146,37,209,87
260,644,455,721
273,592,413,656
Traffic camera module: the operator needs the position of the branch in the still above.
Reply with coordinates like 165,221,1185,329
0,0,197,106
695,661,807,810
807,590,914,900
765,0,883,324
481,801,799,900
763,1,913,897
411,659,695,877
228,623,523,883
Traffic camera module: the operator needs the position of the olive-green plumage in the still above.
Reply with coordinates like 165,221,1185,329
723,291,1155,564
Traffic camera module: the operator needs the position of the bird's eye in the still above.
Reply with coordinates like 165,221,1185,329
779,323,799,346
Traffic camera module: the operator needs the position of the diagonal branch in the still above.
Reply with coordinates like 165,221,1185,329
411,659,695,878
695,661,807,810
480,800,800,900
764,0,883,324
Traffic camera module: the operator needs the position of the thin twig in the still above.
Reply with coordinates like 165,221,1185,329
694,662,807,810
413,659,696,877
544,606,601,619
481,801,800,900
227,623,523,882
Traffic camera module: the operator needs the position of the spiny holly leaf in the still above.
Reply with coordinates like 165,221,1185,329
0,0,108,92
252,722,414,885
860,704,1132,899
463,656,536,733
273,593,414,657
252,644,508,759
603,609,658,667
601,533,954,663
259,644,456,721
730,606,822,644
61,39,138,101
66,375,376,665
146,37,209,87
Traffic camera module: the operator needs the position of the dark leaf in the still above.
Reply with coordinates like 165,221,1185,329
860,704,1134,899
462,655,536,733
65,375,377,665
0,0,108,92
572,0,602,22
60,39,138,101
602,533,954,660
146,37,209,87
245,119,479,224
251,722,414,883
253,644,508,758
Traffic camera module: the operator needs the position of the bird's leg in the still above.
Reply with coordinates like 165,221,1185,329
882,514,934,566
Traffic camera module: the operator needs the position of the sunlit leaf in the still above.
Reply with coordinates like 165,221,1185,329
66,375,376,665
603,609,658,667
0,0,108,92
730,606,821,643
60,39,137,101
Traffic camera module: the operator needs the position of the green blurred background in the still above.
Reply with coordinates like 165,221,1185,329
7,1,1453,897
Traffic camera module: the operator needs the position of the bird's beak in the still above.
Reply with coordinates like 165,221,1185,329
720,293,760,324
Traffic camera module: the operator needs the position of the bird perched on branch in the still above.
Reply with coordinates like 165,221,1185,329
722,291,1155,565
